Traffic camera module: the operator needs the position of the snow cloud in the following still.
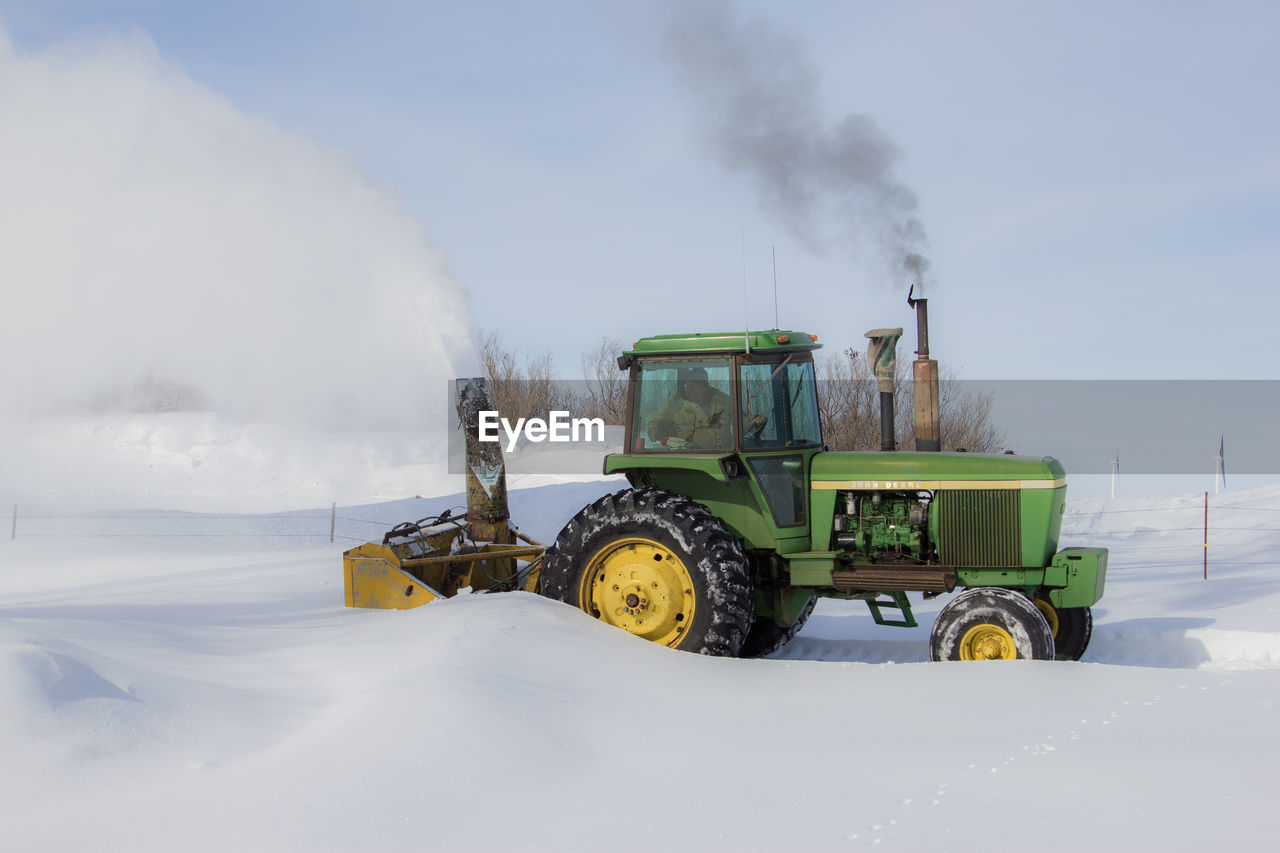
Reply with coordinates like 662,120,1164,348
664,2,931,289
0,28,478,429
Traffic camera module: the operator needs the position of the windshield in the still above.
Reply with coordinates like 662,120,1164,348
739,358,822,449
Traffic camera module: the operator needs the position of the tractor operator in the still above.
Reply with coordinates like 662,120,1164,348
647,367,734,449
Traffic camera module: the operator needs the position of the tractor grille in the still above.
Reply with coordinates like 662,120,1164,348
937,490,1021,567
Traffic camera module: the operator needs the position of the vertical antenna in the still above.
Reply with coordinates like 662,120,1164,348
742,224,750,353
772,245,779,329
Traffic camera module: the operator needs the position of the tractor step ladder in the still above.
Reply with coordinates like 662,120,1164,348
865,590,917,628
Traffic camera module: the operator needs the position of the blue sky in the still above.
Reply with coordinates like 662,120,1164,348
2,0,1277,382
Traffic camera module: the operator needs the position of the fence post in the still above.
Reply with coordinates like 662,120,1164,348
10,505,15,541
1203,491,1208,580
330,502,337,544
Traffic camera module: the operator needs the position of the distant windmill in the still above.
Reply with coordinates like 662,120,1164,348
1214,436,1226,495
1110,453,1120,499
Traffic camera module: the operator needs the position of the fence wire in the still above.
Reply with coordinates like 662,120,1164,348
6,496,1276,576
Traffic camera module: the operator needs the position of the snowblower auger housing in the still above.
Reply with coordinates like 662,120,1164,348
342,378,545,609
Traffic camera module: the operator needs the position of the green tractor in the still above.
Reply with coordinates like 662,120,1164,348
540,311,1106,662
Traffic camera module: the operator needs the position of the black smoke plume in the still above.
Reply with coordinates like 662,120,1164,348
665,3,932,289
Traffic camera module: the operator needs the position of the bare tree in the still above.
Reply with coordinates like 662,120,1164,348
818,347,912,450
481,329,1003,449
817,348,1003,452
579,336,627,424
480,330,526,420
938,373,1004,453
479,330,585,422
817,347,877,451
91,374,208,413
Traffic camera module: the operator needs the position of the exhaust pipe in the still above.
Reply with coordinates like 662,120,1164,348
864,328,903,451
907,286,941,452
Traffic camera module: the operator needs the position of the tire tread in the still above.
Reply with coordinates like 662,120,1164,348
542,487,752,656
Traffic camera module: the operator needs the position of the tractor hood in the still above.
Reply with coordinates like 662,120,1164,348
810,451,1066,490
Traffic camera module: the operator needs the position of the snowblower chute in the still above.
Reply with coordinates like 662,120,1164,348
342,378,545,609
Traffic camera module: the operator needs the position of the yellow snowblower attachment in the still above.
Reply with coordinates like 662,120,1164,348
342,514,544,609
342,378,545,610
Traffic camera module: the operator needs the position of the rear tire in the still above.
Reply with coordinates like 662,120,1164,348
740,595,816,658
930,588,1055,661
541,488,753,656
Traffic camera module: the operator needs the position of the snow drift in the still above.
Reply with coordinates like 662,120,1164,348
3,478,1280,850
2,391,1279,849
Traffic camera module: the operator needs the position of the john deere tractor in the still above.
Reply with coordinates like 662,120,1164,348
540,304,1106,661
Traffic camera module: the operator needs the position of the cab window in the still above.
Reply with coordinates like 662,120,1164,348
739,358,822,449
632,358,735,451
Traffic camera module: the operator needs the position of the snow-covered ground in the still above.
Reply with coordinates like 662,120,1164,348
3,418,1279,850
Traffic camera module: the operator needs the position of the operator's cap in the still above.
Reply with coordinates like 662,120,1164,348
678,367,709,383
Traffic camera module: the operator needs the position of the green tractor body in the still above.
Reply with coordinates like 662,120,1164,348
542,328,1106,661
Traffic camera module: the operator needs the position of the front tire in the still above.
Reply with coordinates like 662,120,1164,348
930,588,1055,661
1035,597,1093,661
541,488,753,656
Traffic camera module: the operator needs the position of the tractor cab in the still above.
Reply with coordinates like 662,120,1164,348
622,331,824,455
608,331,826,551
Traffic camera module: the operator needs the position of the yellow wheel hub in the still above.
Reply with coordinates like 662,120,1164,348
1034,598,1060,639
959,624,1018,660
580,537,695,647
